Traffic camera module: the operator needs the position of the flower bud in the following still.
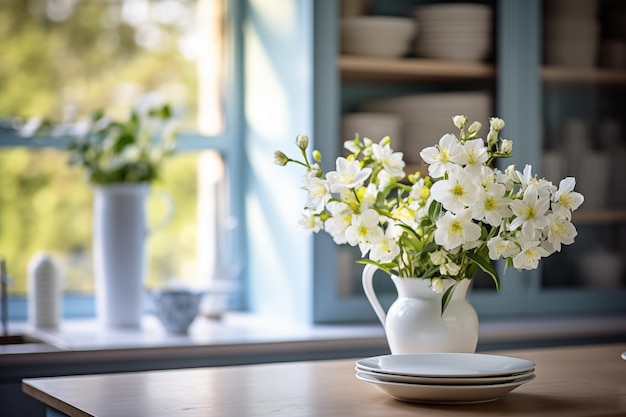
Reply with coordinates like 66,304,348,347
500,139,513,154
429,250,447,265
453,115,468,129
487,130,498,147
363,137,373,147
296,134,309,150
344,139,360,154
312,149,322,163
489,117,505,131
467,121,482,135
274,150,289,166
430,277,445,293
380,136,391,147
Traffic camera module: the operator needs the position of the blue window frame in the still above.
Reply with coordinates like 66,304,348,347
0,0,245,321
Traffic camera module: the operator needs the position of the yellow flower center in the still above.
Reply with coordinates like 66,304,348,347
484,197,496,211
449,220,463,235
451,183,465,198
524,205,536,220
439,147,450,163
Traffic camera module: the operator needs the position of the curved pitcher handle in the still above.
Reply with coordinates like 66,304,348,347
148,190,175,235
362,264,387,328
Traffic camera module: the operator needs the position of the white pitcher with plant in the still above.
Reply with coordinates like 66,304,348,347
276,116,584,353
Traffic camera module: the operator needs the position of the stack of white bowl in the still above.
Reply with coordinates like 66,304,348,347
413,3,493,62
544,0,599,68
340,16,417,58
360,91,492,163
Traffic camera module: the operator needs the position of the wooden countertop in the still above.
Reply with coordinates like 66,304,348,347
23,343,626,417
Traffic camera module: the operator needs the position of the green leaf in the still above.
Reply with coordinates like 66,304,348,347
356,259,395,276
422,265,440,279
467,252,500,291
441,282,457,315
428,200,441,223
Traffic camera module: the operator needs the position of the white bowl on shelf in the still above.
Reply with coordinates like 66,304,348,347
413,3,492,20
341,16,417,58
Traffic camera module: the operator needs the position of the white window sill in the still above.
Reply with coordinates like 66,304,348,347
2,313,625,366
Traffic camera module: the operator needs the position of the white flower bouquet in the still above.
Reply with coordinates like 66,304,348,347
275,116,584,311
23,102,178,184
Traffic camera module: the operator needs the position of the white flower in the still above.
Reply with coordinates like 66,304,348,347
303,176,330,213
516,165,554,198
434,208,482,251
487,235,519,260
441,261,461,276
371,142,406,179
391,206,418,229
369,227,400,263
344,139,360,154
324,202,353,244
122,145,142,163
473,183,512,226
299,209,323,234
376,169,396,191
545,213,577,252
326,157,372,192
345,209,383,256
420,134,464,178
509,186,550,240
513,236,550,270
359,183,378,210
552,177,584,219
451,138,488,173
429,250,447,266
409,178,429,201
276,116,584,296
430,165,482,213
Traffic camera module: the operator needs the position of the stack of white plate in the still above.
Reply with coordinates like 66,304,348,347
341,16,417,58
360,92,491,163
413,3,493,62
355,353,536,404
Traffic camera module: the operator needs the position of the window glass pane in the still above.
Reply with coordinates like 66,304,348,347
0,0,223,134
0,147,200,298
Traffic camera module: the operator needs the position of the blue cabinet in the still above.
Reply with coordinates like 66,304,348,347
247,0,626,323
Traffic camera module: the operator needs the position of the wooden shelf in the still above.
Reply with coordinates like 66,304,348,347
339,56,495,83
572,209,626,225
339,57,626,85
542,66,626,84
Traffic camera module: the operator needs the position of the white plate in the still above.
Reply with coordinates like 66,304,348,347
356,353,536,378
356,371,535,404
355,366,535,385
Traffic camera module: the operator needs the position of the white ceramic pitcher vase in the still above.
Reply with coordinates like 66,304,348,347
362,264,479,354
93,183,172,328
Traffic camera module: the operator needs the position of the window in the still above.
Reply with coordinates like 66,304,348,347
0,0,241,320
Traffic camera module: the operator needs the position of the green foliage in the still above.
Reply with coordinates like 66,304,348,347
0,0,202,295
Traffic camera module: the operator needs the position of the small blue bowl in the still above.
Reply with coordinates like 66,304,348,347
150,289,203,335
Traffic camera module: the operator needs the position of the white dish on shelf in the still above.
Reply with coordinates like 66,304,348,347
356,371,535,404
355,367,535,385
341,16,416,58
413,3,492,20
356,353,536,378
